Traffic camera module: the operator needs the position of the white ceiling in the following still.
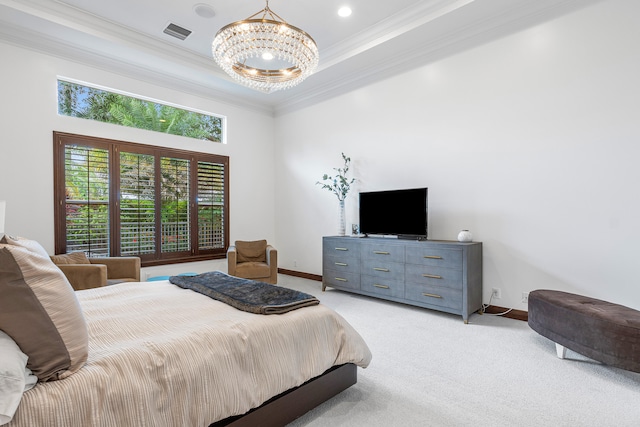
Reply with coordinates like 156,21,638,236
0,0,600,115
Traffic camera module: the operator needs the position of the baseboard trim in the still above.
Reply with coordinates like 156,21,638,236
483,305,528,322
279,269,528,322
278,268,322,282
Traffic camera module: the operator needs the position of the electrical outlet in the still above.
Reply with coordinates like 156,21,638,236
491,288,501,299
522,292,529,304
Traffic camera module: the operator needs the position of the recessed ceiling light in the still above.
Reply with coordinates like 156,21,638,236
338,6,352,18
194,3,215,19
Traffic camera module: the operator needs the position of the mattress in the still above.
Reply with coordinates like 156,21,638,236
8,280,372,426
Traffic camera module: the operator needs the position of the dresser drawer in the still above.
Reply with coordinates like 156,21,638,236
361,258,405,281
324,253,360,273
323,269,360,290
323,237,361,257
361,275,405,299
405,264,462,290
360,242,404,263
406,247,462,269
405,283,462,311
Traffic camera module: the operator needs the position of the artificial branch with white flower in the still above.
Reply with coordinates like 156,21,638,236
316,152,355,201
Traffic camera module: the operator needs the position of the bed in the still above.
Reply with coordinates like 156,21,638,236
0,236,372,427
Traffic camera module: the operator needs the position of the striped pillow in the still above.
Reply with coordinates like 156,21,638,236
0,236,88,382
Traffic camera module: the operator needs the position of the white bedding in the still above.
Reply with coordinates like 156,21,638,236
8,280,372,427
0,331,37,425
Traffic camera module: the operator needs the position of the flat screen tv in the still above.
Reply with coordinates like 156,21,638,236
359,188,428,239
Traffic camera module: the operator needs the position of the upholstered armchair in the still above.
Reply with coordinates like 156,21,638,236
227,239,277,284
50,252,141,291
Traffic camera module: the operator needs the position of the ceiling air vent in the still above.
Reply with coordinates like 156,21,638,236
163,23,192,41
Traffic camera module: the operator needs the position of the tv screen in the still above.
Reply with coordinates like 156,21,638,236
359,188,428,238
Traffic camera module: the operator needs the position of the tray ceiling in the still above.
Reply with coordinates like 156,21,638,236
0,0,601,115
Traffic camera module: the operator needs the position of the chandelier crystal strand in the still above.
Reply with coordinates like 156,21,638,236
211,1,319,93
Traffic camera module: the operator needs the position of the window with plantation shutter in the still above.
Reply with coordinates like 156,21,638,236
197,161,225,250
63,144,110,257
120,151,155,256
160,157,191,254
54,132,229,266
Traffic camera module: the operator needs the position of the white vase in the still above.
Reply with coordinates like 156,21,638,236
338,200,346,236
457,229,473,242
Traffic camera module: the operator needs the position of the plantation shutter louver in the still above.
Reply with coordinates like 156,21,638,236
160,157,190,253
64,144,110,257
197,161,225,250
120,152,156,255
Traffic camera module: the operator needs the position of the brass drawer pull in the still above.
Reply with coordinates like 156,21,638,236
335,247,348,251
334,262,348,266
374,251,390,255
424,255,442,259
335,277,348,282
374,284,390,289
422,274,442,279
373,267,390,272
423,293,442,299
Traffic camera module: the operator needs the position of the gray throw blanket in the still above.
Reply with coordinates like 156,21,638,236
169,271,320,315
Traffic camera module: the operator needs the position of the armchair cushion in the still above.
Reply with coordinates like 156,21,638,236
90,257,140,282
50,252,91,265
55,264,107,291
235,239,267,263
235,262,272,280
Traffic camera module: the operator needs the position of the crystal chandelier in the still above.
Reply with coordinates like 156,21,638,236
211,1,319,94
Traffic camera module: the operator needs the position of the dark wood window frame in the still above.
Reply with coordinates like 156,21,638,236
53,131,229,267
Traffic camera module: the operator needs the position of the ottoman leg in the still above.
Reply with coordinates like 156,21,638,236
556,343,567,359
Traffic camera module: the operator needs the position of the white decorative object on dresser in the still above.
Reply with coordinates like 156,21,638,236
322,236,483,323
457,229,473,242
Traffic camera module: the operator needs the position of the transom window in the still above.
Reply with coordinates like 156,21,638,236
57,79,225,143
53,132,229,266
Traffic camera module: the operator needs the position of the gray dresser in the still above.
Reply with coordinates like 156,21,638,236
322,236,483,323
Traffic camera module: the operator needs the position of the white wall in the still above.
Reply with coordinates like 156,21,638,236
0,41,276,278
2,0,639,311
274,0,640,310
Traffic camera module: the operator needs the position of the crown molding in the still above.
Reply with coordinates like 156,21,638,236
319,0,474,71
1,0,228,78
0,3,275,115
273,0,604,115
0,27,276,117
0,0,604,117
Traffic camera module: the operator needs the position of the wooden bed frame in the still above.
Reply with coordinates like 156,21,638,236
210,363,357,427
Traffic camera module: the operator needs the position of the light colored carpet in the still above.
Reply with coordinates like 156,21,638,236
277,275,640,427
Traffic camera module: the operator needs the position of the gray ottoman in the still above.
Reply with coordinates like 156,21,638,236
528,289,640,373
